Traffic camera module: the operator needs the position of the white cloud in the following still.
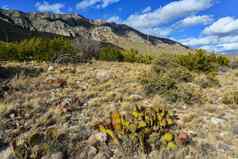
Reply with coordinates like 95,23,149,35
180,36,218,46
125,0,214,29
119,0,214,39
140,27,173,37
175,15,213,28
142,6,152,13
203,17,238,35
107,16,122,23
99,0,120,8
35,1,64,13
76,0,99,10
76,0,119,10
217,43,238,52
180,35,238,52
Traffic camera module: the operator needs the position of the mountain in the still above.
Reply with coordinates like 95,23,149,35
0,8,191,54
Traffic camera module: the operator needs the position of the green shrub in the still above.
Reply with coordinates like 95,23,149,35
216,55,230,66
141,51,229,103
142,54,193,95
122,49,153,64
98,48,154,64
121,49,138,62
176,49,230,72
98,47,124,61
142,72,177,93
176,51,215,72
0,37,76,62
142,52,230,103
164,83,201,104
0,42,18,60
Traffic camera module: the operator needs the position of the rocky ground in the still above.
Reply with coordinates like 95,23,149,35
0,61,238,159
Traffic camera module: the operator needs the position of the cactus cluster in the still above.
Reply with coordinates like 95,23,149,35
97,105,178,153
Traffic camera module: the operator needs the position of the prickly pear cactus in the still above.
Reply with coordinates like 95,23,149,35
97,105,182,153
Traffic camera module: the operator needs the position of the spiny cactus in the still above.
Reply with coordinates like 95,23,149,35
96,105,180,153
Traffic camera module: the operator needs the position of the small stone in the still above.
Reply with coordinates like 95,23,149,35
218,143,232,151
129,94,143,101
10,114,15,119
48,66,54,72
176,132,190,145
210,117,225,125
96,70,111,83
87,134,98,146
47,78,67,88
232,124,238,135
51,152,64,159
25,113,30,118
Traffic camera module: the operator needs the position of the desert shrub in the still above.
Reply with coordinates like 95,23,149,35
98,48,154,64
142,53,222,103
222,91,238,105
216,55,230,66
98,47,124,61
164,83,201,104
0,37,76,62
176,49,230,73
141,54,203,104
142,54,193,94
121,48,138,62
122,49,154,64
0,42,18,60
96,105,182,154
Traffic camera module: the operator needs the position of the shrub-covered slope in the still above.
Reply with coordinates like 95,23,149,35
0,58,238,158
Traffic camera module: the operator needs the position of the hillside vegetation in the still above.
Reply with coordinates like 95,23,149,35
0,43,238,159
0,37,77,62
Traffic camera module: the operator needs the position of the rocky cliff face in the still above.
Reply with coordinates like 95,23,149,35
0,8,190,54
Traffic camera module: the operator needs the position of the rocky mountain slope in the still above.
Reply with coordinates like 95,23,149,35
0,8,190,54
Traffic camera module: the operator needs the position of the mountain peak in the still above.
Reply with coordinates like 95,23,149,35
0,8,191,54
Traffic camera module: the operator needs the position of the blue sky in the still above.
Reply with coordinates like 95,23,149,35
1,0,238,53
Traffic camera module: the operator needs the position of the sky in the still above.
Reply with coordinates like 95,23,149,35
1,0,238,54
